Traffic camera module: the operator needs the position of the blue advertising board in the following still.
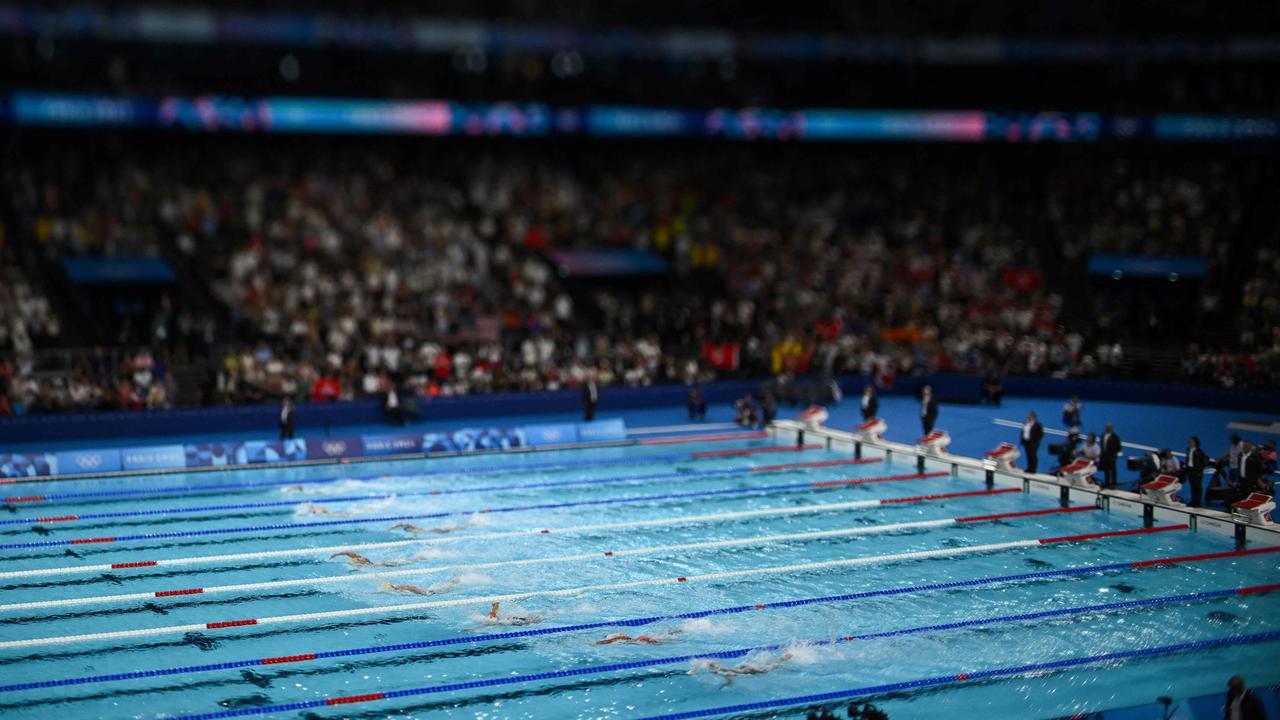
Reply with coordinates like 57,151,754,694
306,436,362,460
523,423,579,446
3,419,625,477
54,448,122,475
121,444,187,471
578,418,627,443
360,433,424,456
0,452,57,478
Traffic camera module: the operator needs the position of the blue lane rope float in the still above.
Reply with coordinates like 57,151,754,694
0,457,879,527
0,469,946,551
160,625,1280,719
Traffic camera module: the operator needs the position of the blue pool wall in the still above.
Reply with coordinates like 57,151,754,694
2,373,1276,448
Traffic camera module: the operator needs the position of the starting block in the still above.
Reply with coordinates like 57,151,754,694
916,430,951,455
1232,492,1275,525
1059,458,1097,487
1140,474,1182,505
797,405,829,429
856,417,886,440
984,442,1021,471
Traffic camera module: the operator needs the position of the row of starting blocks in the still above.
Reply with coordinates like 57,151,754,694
794,406,1273,526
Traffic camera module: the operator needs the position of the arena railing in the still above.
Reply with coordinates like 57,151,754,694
769,419,1280,549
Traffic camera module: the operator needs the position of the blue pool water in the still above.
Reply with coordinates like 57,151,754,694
0,434,1277,720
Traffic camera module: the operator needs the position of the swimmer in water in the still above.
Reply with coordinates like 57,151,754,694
694,652,793,687
388,522,426,534
329,551,374,567
282,484,306,493
389,521,466,535
380,578,461,596
595,628,683,645
299,503,348,516
484,601,544,626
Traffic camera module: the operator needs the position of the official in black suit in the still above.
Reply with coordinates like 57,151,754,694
1240,441,1267,495
859,385,878,421
1020,411,1044,474
279,398,295,440
582,373,599,422
1184,436,1208,507
919,385,938,435
1099,422,1122,488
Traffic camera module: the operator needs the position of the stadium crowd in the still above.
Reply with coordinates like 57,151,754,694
1,143,1276,414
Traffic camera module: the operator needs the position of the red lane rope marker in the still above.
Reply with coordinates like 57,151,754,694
206,619,257,630
3,496,46,503
752,458,882,472
33,515,78,523
1238,583,1280,595
110,561,158,569
811,471,948,488
882,488,1020,504
956,506,1098,523
261,653,317,665
692,444,822,459
70,537,114,544
1129,546,1279,568
640,431,768,445
154,588,204,597
327,693,385,706
1040,525,1189,545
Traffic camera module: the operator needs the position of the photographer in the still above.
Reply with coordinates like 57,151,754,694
1049,429,1081,470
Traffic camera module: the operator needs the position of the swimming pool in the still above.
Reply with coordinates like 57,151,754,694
0,431,1277,720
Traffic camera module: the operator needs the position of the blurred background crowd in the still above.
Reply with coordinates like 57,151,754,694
0,0,1277,415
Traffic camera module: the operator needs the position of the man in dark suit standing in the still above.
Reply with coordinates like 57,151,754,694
919,385,938,435
582,371,599,422
1099,422,1122,488
860,385,878,421
1020,411,1044,474
1184,436,1208,507
279,397,295,440
1240,441,1268,496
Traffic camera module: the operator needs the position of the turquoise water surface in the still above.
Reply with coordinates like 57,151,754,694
0,436,1276,719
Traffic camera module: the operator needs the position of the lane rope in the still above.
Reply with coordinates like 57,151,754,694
0,455,873,527
0,523,1185,649
2,545,1275,694
162,613,1280,719
0,506,1097,612
2,444,818,507
0,470,947,552
0,489,992,580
